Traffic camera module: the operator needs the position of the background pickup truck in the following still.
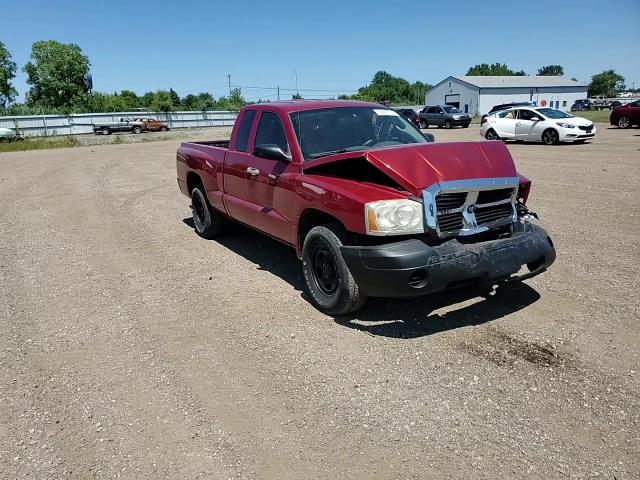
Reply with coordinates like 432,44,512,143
93,117,144,135
177,100,555,315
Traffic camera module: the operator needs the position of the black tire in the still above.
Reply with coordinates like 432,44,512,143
485,128,500,140
160,126,168,132
419,120,428,129
542,128,559,145
462,123,469,128
617,116,631,129
302,224,367,315
444,120,453,129
102,127,111,135
132,126,142,134
191,186,223,239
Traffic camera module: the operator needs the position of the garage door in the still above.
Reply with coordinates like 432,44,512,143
445,94,460,108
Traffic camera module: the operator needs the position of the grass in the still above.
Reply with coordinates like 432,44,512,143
0,136,80,153
568,109,612,124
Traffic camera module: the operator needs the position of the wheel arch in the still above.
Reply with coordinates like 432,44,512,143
297,208,348,258
186,171,204,194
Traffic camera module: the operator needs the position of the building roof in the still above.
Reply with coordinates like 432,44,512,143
453,75,587,88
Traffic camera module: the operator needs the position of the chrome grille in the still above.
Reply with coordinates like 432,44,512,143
475,204,514,225
433,186,516,236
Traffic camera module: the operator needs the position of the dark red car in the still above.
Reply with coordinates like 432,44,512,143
610,100,640,129
177,100,555,315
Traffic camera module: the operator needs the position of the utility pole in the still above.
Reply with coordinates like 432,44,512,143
277,85,280,101
226,74,231,96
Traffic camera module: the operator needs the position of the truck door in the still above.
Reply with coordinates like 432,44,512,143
243,111,297,243
223,110,298,244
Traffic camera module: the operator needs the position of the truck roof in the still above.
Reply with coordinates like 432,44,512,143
244,99,383,114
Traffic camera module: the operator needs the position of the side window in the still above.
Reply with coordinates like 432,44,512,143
519,109,535,121
234,110,256,152
427,107,437,114
499,110,515,119
255,112,289,154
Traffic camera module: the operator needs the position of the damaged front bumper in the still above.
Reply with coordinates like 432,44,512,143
340,220,555,298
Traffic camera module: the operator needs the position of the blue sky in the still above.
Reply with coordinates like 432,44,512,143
3,0,639,101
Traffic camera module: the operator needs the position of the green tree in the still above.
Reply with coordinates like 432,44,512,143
119,90,140,110
141,91,155,108
537,65,564,76
217,88,246,110
0,41,17,109
169,88,181,108
348,71,430,104
23,40,90,108
150,90,174,112
588,70,625,97
466,63,519,76
292,93,303,100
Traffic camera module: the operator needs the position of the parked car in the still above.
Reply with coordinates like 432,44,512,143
588,96,610,110
395,108,420,127
481,106,595,145
610,100,623,109
133,117,170,132
419,105,471,128
610,100,640,129
93,117,145,135
570,99,591,111
0,127,23,142
177,100,555,315
616,92,633,98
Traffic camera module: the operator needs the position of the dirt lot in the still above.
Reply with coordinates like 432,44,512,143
1,125,638,479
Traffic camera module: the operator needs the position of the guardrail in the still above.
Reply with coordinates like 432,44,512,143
0,110,239,137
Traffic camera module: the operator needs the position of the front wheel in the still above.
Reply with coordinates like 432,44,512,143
444,120,453,129
132,126,142,134
542,128,559,145
617,116,631,129
191,186,223,238
419,120,428,129
302,224,367,315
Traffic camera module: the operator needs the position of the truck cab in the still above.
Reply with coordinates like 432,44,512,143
177,100,555,315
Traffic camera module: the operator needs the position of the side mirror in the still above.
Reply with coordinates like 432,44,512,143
423,132,435,142
253,144,291,162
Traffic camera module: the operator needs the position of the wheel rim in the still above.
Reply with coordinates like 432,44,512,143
192,191,206,232
543,130,557,144
311,246,338,296
619,117,630,128
445,121,452,129
486,130,497,140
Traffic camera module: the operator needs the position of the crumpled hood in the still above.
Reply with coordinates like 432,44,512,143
359,141,517,196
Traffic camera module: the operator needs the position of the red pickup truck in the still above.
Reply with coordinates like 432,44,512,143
177,100,555,315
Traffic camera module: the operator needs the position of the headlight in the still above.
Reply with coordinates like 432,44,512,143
556,122,575,129
453,115,461,120
365,199,424,235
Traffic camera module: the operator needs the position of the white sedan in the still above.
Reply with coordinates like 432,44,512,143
481,107,596,145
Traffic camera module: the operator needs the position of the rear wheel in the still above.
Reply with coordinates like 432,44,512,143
485,128,500,140
542,128,559,145
302,224,367,316
617,116,631,129
444,120,453,129
191,186,223,239
101,127,111,135
419,120,428,129
160,126,168,132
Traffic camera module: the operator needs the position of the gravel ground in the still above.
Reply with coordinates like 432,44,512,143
0,124,638,479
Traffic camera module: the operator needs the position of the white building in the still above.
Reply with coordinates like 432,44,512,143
425,76,588,115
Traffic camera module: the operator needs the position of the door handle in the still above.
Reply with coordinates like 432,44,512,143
516,122,523,126
246,167,260,176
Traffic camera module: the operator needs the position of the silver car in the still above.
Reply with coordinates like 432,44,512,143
0,127,23,142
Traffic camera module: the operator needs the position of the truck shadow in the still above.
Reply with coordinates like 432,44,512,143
184,218,541,338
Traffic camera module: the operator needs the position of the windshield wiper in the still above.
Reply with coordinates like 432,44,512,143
309,149,350,159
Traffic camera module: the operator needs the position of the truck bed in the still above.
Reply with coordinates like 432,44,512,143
186,140,230,149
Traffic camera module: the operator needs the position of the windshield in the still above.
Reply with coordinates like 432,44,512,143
442,106,461,114
289,106,428,161
536,108,573,119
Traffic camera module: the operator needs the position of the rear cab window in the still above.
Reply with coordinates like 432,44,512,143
234,110,256,152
